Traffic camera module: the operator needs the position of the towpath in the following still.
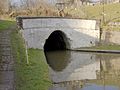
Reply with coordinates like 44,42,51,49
0,29,15,90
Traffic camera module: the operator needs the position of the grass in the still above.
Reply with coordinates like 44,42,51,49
65,3,120,21
84,3,120,30
11,30,51,90
0,20,16,31
82,45,120,50
84,3,120,20
65,3,120,30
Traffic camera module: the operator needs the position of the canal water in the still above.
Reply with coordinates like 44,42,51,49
44,50,120,90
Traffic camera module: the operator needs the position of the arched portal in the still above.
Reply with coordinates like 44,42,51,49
44,30,69,51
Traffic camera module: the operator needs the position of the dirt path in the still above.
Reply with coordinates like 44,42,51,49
0,30,15,90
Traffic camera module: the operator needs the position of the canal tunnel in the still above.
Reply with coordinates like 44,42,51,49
44,30,69,51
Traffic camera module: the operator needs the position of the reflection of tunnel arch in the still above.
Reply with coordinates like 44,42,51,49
44,30,70,51
45,50,71,71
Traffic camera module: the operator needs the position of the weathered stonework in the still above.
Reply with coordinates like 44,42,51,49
101,30,120,45
18,17,100,50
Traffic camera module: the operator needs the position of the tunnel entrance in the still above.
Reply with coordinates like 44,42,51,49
44,31,68,51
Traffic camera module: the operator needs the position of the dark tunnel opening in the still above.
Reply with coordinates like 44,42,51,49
44,31,68,51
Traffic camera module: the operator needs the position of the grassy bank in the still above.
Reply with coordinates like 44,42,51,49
64,3,120,30
11,30,51,90
81,45,120,50
84,3,120,21
84,3,120,30
65,3,120,21
0,20,16,31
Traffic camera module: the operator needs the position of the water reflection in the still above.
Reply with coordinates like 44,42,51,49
45,50,70,71
45,50,120,90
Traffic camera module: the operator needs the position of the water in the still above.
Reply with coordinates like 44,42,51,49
44,50,120,90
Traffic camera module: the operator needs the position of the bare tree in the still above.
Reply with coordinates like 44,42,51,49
57,0,75,5
0,0,10,14
15,0,57,16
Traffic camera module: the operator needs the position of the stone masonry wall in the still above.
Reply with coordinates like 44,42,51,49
101,30,120,45
20,17,100,50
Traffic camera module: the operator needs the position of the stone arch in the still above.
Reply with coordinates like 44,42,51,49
44,30,70,51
